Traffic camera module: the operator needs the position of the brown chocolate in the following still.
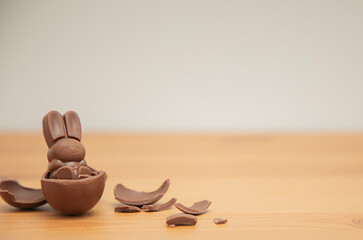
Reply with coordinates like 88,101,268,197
114,179,170,206
48,159,63,172
166,213,197,227
42,110,66,148
63,111,82,141
47,139,86,163
43,110,88,180
78,174,90,179
142,198,176,212
40,111,106,214
41,170,106,215
114,205,142,213
51,166,76,179
79,166,91,175
213,218,227,224
175,200,211,215
0,110,106,215
0,180,47,209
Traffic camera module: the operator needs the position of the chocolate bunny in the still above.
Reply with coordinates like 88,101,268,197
42,110,92,180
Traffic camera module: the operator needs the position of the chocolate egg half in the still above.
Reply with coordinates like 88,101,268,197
41,171,106,215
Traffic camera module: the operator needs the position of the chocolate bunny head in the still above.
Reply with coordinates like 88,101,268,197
43,111,86,162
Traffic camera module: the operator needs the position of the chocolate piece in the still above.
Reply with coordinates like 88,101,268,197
114,179,170,206
142,198,176,212
213,218,228,224
43,110,87,179
175,200,212,215
41,170,107,215
0,180,47,209
114,205,142,213
166,213,197,227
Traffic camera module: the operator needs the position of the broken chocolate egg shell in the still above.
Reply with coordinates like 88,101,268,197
166,213,197,227
0,180,47,209
175,200,212,215
41,170,106,215
114,205,141,213
114,179,170,206
142,197,177,212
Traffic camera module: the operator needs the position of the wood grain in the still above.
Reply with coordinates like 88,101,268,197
1,134,363,239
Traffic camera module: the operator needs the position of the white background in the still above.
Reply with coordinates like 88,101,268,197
1,0,362,132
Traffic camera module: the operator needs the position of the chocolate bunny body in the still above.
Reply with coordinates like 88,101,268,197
43,111,92,179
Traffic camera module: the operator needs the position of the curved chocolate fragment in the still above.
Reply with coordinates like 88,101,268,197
166,213,197,227
142,198,176,212
214,218,228,224
115,205,141,213
0,180,47,209
175,200,212,215
114,179,170,206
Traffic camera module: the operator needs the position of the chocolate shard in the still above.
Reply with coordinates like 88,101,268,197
175,200,212,215
0,180,47,209
166,213,197,227
114,179,170,206
114,205,142,213
214,218,228,224
142,198,176,212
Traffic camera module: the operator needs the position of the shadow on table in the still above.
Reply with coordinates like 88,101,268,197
0,204,52,213
0,204,97,219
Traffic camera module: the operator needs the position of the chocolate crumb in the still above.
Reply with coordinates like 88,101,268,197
213,218,227,224
114,205,141,213
166,213,197,226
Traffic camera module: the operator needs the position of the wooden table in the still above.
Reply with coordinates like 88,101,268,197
0,134,363,239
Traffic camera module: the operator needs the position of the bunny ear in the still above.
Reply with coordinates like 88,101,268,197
42,111,66,148
63,111,82,141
